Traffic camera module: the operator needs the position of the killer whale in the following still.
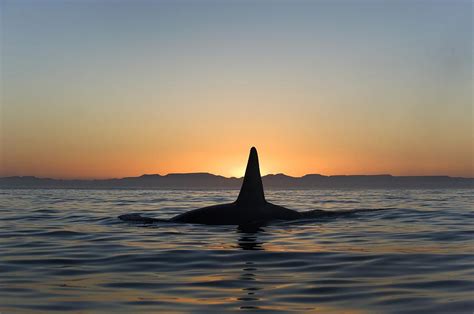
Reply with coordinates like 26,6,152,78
119,147,386,226
119,147,302,225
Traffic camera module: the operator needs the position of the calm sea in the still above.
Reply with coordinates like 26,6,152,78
0,189,473,313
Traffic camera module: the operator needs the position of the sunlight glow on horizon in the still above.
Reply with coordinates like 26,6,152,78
1,0,472,179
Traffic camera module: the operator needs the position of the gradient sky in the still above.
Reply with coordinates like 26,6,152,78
1,0,472,179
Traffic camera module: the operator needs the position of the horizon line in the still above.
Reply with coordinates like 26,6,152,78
2,172,473,181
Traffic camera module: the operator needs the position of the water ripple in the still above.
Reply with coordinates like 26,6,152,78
0,188,473,313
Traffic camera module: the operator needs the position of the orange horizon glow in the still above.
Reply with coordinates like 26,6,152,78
1,144,472,180
1,1,472,180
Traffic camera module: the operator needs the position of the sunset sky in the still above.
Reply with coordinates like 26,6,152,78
1,0,472,179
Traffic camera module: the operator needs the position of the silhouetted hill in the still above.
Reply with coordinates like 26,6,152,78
0,173,472,189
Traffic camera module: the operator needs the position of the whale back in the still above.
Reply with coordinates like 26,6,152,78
236,147,266,205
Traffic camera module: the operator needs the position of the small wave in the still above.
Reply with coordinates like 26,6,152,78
314,199,360,204
299,207,394,219
34,230,86,237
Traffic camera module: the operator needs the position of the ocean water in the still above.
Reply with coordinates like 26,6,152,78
0,189,473,314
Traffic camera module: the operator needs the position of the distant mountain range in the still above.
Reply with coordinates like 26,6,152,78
1,173,472,189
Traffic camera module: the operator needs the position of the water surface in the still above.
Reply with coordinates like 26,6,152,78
0,189,473,313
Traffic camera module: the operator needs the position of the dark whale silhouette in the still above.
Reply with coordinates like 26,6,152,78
170,147,301,225
119,147,387,226
119,147,301,225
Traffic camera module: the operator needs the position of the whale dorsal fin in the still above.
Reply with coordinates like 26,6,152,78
236,147,266,205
